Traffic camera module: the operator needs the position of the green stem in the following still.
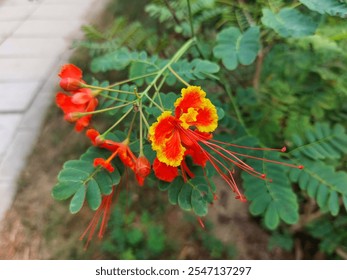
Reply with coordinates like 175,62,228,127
186,0,205,58
168,66,190,87
102,106,134,137
99,92,129,103
84,84,135,95
139,101,144,156
140,106,150,130
222,80,251,136
127,111,138,139
187,0,195,38
107,71,159,88
78,102,134,116
140,37,195,101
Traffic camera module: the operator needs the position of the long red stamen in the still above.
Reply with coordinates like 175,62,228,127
211,138,286,153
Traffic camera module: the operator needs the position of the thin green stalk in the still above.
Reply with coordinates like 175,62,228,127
84,84,135,95
107,71,159,88
99,92,129,103
78,102,134,116
186,0,205,58
139,106,150,130
127,111,138,139
139,101,144,156
151,74,167,109
140,37,196,101
187,0,195,38
223,80,251,136
102,106,134,137
168,66,190,87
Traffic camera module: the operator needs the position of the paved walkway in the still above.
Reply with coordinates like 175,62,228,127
0,0,109,221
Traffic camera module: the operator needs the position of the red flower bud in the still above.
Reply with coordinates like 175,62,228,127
60,78,83,91
135,156,151,186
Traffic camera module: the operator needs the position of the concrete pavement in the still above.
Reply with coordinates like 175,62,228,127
0,0,110,221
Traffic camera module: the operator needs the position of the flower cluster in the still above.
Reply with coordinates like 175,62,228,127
86,129,151,186
149,86,303,201
56,64,98,132
54,63,304,247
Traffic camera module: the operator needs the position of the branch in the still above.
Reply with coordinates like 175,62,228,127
252,46,271,92
162,0,181,25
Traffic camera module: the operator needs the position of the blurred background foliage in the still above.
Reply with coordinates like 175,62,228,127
67,0,347,259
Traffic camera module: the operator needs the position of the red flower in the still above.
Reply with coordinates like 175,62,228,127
153,158,178,182
86,129,151,185
149,86,303,201
56,88,98,132
135,156,151,186
59,64,84,91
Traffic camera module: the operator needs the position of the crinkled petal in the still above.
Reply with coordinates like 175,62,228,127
153,158,178,182
156,130,186,167
195,99,218,132
71,89,93,104
56,92,84,114
185,145,208,167
179,107,198,129
174,86,206,118
149,111,176,149
59,64,82,80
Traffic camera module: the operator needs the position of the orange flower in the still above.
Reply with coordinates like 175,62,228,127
149,86,303,201
86,129,151,186
149,86,217,167
59,64,85,91
135,156,151,186
56,88,98,132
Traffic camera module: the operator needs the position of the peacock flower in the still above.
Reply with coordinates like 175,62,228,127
86,129,151,186
135,156,151,186
149,86,217,167
56,88,98,132
59,63,85,91
149,85,303,201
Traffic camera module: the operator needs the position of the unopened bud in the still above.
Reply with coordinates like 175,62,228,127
60,78,83,91
135,156,151,186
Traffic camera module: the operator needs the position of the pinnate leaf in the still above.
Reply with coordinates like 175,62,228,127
261,8,318,38
299,0,347,18
290,122,347,160
289,159,347,215
52,146,121,214
242,155,299,230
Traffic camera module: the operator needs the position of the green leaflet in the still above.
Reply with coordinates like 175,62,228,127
213,26,260,70
289,159,347,215
242,155,299,230
70,185,86,214
52,146,121,214
166,176,215,217
290,122,347,160
91,47,219,85
97,83,137,116
261,8,318,38
300,0,347,18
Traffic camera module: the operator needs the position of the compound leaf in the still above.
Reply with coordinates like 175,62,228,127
261,8,318,38
300,0,347,18
213,26,260,70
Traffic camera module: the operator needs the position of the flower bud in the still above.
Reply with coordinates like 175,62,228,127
60,78,83,91
135,156,151,186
